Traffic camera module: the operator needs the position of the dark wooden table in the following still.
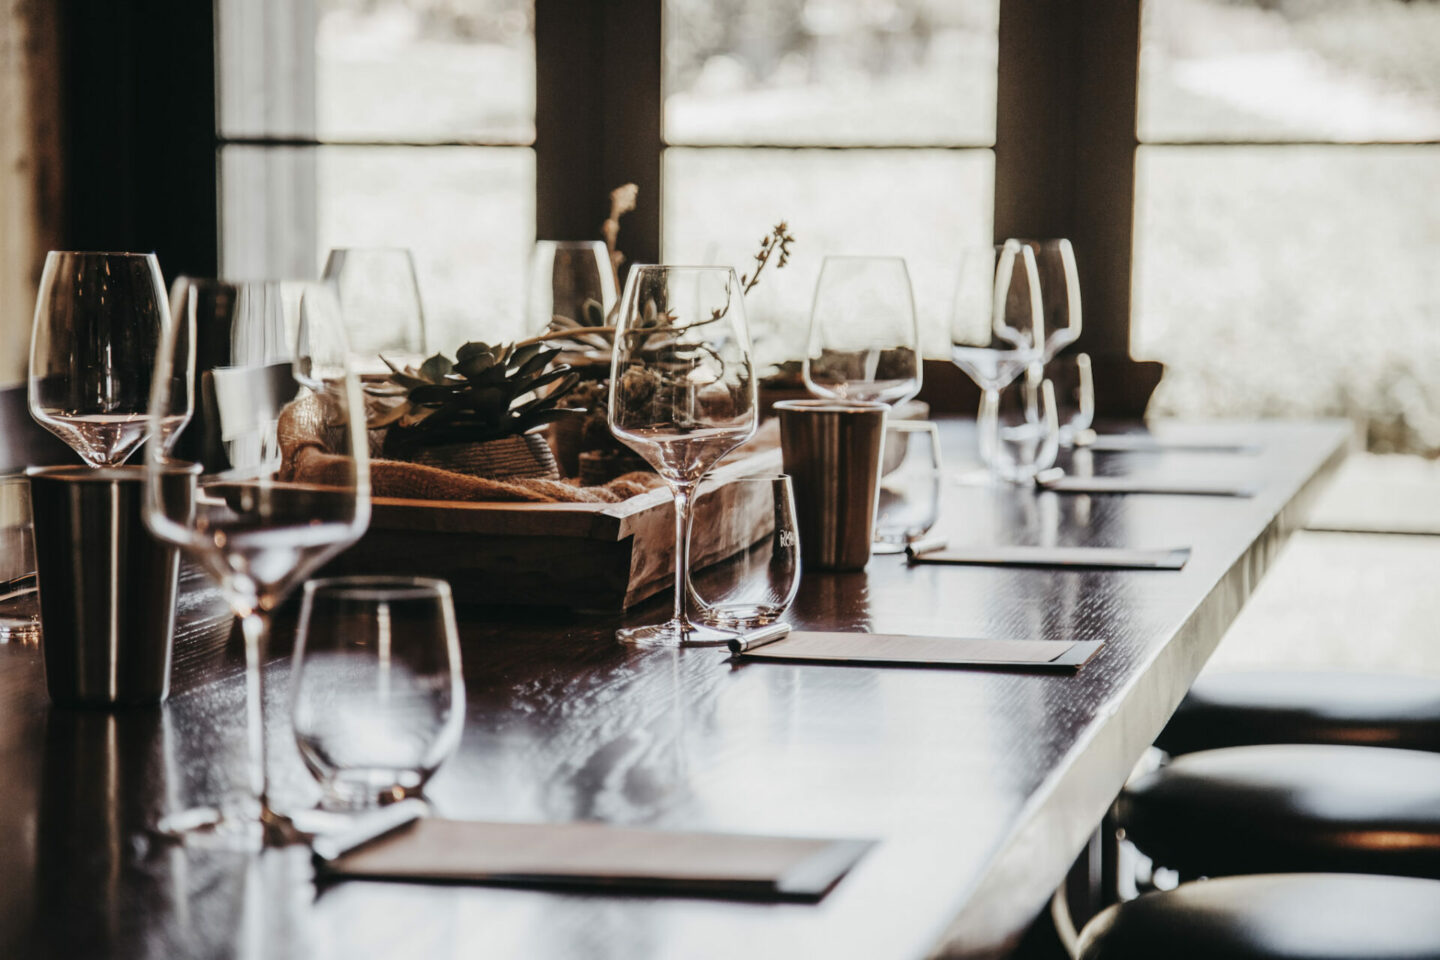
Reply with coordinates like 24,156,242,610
0,420,1351,960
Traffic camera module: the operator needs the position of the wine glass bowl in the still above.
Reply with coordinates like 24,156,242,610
527,240,618,338
29,251,174,467
949,241,1045,393
608,265,758,646
1018,238,1082,361
323,248,428,375
803,256,921,406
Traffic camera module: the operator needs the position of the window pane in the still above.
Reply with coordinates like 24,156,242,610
1139,0,1440,143
664,0,998,146
1132,145,1440,453
221,146,535,350
663,148,994,364
219,0,535,142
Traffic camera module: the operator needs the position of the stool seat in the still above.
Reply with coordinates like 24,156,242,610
1078,874,1440,960
1156,670,1440,756
1116,744,1440,879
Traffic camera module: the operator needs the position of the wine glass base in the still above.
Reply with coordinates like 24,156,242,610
616,619,735,648
155,802,309,850
871,540,909,555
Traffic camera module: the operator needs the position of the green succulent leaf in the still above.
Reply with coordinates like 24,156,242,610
509,341,544,372
419,352,454,383
468,385,509,419
513,406,582,435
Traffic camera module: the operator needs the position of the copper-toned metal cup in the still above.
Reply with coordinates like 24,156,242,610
774,400,887,572
26,464,196,707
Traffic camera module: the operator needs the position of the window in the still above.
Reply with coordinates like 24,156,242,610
1132,0,1440,453
662,0,999,366
217,0,537,349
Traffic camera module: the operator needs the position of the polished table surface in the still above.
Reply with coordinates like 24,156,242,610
0,419,1351,960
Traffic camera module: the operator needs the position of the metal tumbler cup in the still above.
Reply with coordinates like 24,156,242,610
774,400,888,571
26,464,196,707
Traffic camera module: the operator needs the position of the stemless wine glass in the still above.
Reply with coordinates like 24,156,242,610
323,248,428,374
803,256,921,406
982,366,1060,484
609,265,758,647
144,280,371,847
687,475,800,629
874,421,943,553
291,576,464,810
29,251,175,467
526,240,619,336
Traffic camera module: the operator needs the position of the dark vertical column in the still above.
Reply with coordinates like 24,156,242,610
59,0,218,282
994,0,1140,361
600,0,662,269
535,0,607,244
536,0,662,270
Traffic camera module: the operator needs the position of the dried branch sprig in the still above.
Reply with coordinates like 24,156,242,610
739,221,795,296
601,182,638,291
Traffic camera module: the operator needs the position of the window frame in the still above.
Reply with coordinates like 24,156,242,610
57,0,1147,373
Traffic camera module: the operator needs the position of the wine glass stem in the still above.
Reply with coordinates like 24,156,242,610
979,387,1001,467
239,611,273,817
671,482,697,627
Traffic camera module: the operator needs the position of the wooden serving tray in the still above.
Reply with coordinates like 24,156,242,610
327,445,783,611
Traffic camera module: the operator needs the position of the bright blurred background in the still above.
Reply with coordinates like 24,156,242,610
207,0,1440,456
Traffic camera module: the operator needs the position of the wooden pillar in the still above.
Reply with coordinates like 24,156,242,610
58,0,219,283
994,0,1141,361
536,0,661,270
0,0,64,385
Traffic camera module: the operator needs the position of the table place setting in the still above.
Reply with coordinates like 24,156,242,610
904,536,1192,571
725,624,1104,671
315,817,876,902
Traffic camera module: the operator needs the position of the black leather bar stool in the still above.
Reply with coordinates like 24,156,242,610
1116,743,1440,880
1155,670,1440,756
1078,873,1440,960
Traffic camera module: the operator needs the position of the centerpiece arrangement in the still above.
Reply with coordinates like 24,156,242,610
276,188,799,611
350,184,795,495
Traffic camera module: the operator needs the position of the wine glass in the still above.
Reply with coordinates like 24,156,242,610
28,251,176,467
291,576,465,810
874,421,943,553
144,280,371,847
1019,238,1081,361
950,241,1045,478
983,365,1060,483
608,265,758,647
803,256,921,406
526,240,618,337
322,248,428,375
687,475,800,629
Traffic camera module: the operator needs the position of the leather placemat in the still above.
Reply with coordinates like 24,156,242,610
734,631,1103,671
321,818,874,902
1040,475,1257,497
909,545,1190,571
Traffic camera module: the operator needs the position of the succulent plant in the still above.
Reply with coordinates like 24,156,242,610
371,341,583,457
